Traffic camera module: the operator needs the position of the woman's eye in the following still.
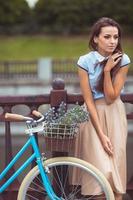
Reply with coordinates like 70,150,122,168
104,35,118,39
104,36,110,39
114,36,118,39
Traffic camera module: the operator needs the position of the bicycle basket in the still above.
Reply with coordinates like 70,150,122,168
43,122,79,139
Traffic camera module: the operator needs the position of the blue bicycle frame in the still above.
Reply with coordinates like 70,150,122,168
0,133,60,200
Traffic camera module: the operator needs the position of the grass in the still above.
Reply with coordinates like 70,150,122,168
0,35,132,72
0,35,88,60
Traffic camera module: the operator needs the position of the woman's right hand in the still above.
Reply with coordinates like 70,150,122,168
100,134,113,156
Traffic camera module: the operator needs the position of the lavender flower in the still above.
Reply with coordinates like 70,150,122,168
43,102,89,125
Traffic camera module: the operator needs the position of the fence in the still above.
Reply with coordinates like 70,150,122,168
0,60,37,79
0,78,133,199
0,59,132,89
0,59,78,84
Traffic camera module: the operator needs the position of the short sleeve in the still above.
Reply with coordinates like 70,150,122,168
77,55,89,72
120,54,131,67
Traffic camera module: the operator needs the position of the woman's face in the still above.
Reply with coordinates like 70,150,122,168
94,26,119,56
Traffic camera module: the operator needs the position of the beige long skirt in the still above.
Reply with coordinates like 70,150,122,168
72,98,127,195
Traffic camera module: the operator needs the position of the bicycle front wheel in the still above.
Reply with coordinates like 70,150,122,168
18,157,115,200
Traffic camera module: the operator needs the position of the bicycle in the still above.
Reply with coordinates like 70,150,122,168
0,110,115,200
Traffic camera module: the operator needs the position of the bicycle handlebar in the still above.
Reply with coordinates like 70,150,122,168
32,110,44,123
5,113,33,122
32,110,43,118
5,110,44,123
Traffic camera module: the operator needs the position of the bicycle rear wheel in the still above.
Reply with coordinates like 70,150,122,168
18,157,115,200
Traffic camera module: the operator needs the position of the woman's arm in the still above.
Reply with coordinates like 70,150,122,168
104,67,128,104
103,53,129,104
78,67,113,156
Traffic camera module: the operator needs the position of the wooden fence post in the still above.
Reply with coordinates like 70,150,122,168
50,78,67,156
50,78,67,108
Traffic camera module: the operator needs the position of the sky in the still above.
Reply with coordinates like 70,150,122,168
25,0,38,8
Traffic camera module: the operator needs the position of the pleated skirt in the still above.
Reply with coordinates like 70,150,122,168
72,98,127,195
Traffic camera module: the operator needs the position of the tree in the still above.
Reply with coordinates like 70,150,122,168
34,0,94,34
34,0,133,34
0,0,31,34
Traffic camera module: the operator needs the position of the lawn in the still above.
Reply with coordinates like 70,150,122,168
0,35,132,73
0,35,88,60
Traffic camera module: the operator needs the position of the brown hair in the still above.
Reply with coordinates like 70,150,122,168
89,17,122,92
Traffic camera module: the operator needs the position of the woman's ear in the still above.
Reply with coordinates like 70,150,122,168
94,36,98,44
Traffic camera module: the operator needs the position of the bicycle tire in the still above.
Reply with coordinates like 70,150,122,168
17,156,115,200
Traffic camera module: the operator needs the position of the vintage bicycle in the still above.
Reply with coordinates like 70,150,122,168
0,109,115,199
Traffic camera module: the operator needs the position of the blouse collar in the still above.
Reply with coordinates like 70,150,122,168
94,51,108,62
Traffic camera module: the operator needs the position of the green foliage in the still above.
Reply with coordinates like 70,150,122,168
34,0,93,34
33,0,133,35
0,0,32,34
43,101,89,125
0,0,133,34
1,0,30,24
58,104,89,125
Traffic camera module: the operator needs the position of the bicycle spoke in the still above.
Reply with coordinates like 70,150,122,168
18,157,114,200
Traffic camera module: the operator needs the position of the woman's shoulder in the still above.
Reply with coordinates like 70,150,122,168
77,51,95,71
77,51,96,65
78,51,95,60
120,53,131,67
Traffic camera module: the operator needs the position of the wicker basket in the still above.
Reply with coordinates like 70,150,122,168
43,122,79,139
43,123,79,152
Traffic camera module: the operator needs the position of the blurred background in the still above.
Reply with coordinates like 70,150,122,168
0,0,133,95
0,0,132,94
0,1,132,197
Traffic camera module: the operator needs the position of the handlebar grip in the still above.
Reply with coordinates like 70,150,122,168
32,110,43,118
5,113,32,121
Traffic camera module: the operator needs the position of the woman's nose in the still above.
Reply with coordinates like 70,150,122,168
110,37,115,43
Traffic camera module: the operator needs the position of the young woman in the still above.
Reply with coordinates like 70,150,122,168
74,17,131,200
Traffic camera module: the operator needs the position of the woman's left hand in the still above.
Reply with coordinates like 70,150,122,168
104,52,122,72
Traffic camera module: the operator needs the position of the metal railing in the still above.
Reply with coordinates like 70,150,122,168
0,60,37,79
0,59,78,84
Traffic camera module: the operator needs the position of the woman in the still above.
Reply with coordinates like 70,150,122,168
74,17,131,200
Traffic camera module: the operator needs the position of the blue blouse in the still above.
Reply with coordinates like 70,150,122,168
77,51,131,100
